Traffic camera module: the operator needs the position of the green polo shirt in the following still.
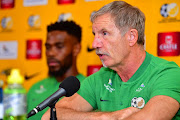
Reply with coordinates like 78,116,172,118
78,52,180,119
27,74,85,120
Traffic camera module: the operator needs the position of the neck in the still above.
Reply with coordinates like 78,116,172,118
114,46,146,82
55,65,79,82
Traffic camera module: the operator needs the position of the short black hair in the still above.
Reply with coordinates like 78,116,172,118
47,21,82,43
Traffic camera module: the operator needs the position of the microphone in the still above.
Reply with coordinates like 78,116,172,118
27,76,80,118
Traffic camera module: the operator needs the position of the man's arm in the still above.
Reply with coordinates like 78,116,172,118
124,95,180,120
42,94,179,120
41,93,140,120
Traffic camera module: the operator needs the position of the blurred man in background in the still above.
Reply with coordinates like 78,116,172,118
27,20,85,120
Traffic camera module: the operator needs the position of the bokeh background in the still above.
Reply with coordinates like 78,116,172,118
0,0,180,90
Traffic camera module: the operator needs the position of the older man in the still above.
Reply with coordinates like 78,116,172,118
42,1,180,120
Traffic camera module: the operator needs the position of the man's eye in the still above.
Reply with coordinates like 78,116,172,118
57,45,63,49
103,32,107,35
45,45,50,50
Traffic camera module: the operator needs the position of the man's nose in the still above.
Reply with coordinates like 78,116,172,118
92,35,102,49
46,47,56,56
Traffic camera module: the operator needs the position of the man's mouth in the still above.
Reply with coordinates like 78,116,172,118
97,54,105,59
96,49,109,59
48,62,59,66
97,54,103,57
48,59,59,66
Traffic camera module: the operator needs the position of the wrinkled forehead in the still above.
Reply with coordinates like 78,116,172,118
92,14,119,32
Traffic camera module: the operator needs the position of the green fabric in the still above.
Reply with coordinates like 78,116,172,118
78,52,180,119
27,74,85,120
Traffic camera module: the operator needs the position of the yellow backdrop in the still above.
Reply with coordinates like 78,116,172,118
0,0,180,90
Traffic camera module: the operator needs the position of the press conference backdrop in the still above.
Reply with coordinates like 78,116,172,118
0,0,180,90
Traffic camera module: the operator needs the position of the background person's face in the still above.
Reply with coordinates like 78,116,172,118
45,30,75,77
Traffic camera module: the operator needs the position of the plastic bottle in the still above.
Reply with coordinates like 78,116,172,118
3,69,27,120
0,80,3,120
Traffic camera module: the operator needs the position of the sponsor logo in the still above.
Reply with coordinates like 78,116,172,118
87,46,95,52
25,72,40,80
108,79,112,86
58,13,73,22
100,97,108,101
136,83,145,92
131,97,145,109
1,16,13,31
0,41,17,59
104,84,115,93
87,65,102,76
159,3,180,23
160,3,179,17
58,0,75,4
158,32,180,56
26,39,42,59
23,0,47,7
28,15,41,29
0,0,14,9
35,85,47,94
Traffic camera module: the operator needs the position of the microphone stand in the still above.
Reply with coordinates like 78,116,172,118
49,100,58,120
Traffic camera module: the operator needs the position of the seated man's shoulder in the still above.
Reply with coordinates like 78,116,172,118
76,73,86,82
28,77,55,92
150,54,180,70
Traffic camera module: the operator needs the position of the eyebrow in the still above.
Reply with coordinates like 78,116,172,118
45,41,64,45
92,27,107,33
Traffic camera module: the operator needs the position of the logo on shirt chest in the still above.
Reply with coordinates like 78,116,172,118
35,85,47,94
136,83,145,92
131,97,145,109
104,84,115,92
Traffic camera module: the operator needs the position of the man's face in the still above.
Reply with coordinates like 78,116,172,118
92,13,130,69
45,30,75,77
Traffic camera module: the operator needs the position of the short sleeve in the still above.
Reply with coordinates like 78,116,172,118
150,65,180,103
77,75,97,109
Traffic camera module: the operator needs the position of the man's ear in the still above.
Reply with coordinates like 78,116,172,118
128,29,138,47
73,43,81,57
